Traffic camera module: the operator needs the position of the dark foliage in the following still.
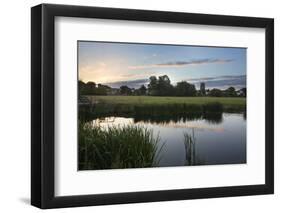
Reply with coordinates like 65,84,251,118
79,75,245,97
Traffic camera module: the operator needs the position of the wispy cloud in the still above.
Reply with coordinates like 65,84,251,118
128,58,234,70
105,79,149,88
105,74,246,89
190,75,246,89
120,71,157,79
186,75,246,82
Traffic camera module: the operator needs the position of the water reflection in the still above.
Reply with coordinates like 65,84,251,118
91,113,246,167
86,111,224,125
134,112,223,125
80,103,226,124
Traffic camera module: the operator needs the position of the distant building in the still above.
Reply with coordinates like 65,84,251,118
200,82,206,95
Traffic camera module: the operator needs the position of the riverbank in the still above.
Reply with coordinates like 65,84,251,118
81,96,246,119
86,96,246,109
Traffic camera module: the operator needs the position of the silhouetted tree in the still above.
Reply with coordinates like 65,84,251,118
78,81,110,95
240,88,246,97
224,87,237,97
147,75,174,96
79,81,98,95
139,85,147,95
120,85,132,95
78,80,86,96
94,84,109,95
78,76,246,98
175,81,196,96
209,88,223,97
158,75,174,96
148,76,158,95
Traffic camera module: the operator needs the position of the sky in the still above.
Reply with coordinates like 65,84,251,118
78,41,246,89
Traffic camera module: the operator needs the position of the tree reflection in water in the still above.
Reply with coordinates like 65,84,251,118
79,103,225,124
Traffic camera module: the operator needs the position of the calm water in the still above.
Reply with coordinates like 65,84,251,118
90,113,246,167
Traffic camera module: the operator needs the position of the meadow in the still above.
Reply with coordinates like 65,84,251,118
87,96,246,108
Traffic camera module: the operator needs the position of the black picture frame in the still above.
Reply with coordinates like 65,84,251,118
31,3,274,209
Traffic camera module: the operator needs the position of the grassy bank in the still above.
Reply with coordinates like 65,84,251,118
87,96,245,107
87,96,245,112
80,96,246,121
79,122,162,170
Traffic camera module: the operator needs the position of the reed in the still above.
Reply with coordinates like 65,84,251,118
79,122,163,170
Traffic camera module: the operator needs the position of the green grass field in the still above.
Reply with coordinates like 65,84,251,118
87,96,246,108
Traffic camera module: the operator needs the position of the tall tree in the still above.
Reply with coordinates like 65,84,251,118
148,76,158,95
84,81,96,94
139,85,147,95
240,88,246,97
120,85,132,95
209,88,223,97
157,75,173,96
175,81,196,96
224,87,237,97
78,80,86,96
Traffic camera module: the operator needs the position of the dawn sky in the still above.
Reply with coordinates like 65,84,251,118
78,41,246,89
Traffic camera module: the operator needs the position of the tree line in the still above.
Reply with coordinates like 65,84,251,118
79,75,246,97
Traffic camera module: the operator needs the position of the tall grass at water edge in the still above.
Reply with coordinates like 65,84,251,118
79,122,163,170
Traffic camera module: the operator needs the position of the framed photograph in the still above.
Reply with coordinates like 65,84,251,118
31,4,274,209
